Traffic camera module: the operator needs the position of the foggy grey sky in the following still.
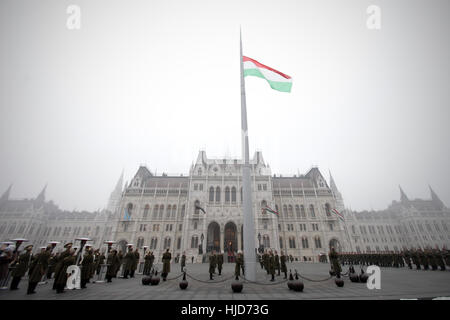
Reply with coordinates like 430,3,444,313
1,0,449,212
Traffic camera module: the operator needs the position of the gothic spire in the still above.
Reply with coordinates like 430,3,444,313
0,184,12,202
429,185,444,209
399,185,409,203
36,184,47,202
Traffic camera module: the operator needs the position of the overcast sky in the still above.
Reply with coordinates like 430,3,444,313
1,0,449,212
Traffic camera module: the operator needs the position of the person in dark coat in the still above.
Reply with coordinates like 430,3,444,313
131,248,140,278
106,249,119,283
115,250,124,277
180,251,186,273
52,242,72,290
162,249,172,281
10,245,33,290
143,251,153,275
268,251,275,281
274,250,281,276
80,248,94,289
55,249,76,293
209,250,217,280
217,251,224,276
280,250,288,279
0,246,14,286
27,246,51,294
123,247,135,279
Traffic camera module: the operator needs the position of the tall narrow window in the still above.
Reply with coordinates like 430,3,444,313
181,205,185,218
153,205,159,219
209,187,214,202
166,205,172,218
325,203,331,216
225,187,230,203
143,204,150,219
231,187,236,203
159,205,164,219
300,205,306,218
215,187,221,202
309,205,315,218
295,205,300,218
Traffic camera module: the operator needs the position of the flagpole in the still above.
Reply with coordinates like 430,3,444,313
240,28,257,281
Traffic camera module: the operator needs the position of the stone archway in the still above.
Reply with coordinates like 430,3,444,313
207,221,220,253
329,238,341,253
224,221,237,262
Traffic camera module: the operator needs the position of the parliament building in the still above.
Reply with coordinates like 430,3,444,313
1,150,449,263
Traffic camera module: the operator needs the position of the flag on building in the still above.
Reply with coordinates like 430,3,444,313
123,208,131,221
262,205,280,217
332,208,344,221
243,56,292,92
195,204,206,214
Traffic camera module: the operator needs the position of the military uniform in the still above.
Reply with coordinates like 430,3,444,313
274,252,280,276
80,250,94,288
268,253,275,281
52,247,72,289
106,251,119,282
328,248,342,277
10,249,32,290
209,253,217,280
144,252,154,275
180,254,186,273
131,249,140,278
55,253,76,293
162,250,172,280
115,251,124,277
217,253,224,276
27,248,51,294
123,249,135,279
280,253,288,279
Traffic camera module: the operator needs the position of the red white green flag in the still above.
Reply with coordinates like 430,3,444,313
243,56,292,93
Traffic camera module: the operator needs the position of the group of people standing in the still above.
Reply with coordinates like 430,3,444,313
258,250,288,281
338,248,450,271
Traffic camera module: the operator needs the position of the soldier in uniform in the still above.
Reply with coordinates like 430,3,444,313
10,244,33,290
403,250,412,269
426,248,438,271
55,249,76,294
280,250,288,279
274,250,281,276
115,250,124,278
180,251,186,273
209,250,217,280
268,250,275,281
217,251,224,276
131,248,140,278
235,251,243,280
96,250,106,275
123,247,135,279
263,250,269,274
144,251,153,275
418,248,429,270
162,248,172,281
106,249,119,283
27,246,51,294
328,247,342,277
434,248,446,271
80,247,94,288
52,242,73,290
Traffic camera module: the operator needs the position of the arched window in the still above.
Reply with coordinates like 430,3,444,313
283,205,288,218
198,168,202,176
150,237,158,250
279,237,283,249
126,203,133,220
177,237,182,249
153,205,159,219
143,204,150,219
163,237,171,250
215,187,221,203
309,205,315,218
191,235,199,248
300,205,306,218
172,205,177,218
166,205,172,218
209,187,214,202
137,237,144,248
295,205,300,218
325,203,331,216
314,236,322,248
240,187,243,203
288,205,293,218
225,187,230,203
181,205,185,218
231,187,236,203
159,205,164,219
302,237,309,249
289,236,296,249
263,235,270,248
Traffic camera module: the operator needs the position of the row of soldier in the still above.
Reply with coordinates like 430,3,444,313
338,248,450,271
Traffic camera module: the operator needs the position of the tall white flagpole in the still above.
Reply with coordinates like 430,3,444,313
240,28,257,281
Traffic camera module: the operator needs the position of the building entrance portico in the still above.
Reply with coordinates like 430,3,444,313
224,221,237,262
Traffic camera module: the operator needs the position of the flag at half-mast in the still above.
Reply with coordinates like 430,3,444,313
243,56,292,92
332,208,344,221
262,205,280,217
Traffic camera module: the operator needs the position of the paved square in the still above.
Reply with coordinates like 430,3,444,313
1,262,449,300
